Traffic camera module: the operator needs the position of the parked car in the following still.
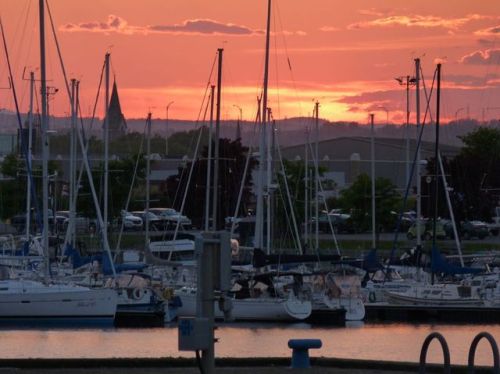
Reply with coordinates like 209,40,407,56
407,220,446,240
306,212,356,234
131,211,163,230
55,211,94,233
460,220,489,240
148,208,192,229
119,210,143,231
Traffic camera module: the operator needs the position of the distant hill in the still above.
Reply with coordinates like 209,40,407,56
1,110,499,149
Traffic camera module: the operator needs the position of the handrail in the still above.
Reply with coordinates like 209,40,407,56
468,332,499,374
419,332,451,374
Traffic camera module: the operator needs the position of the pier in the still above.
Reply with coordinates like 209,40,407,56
0,357,493,374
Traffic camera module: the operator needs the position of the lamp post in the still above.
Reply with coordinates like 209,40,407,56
165,101,174,156
455,107,465,122
377,106,389,126
233,104,242,140
485,107,500,123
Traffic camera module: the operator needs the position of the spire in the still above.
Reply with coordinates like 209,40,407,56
104,80,127,140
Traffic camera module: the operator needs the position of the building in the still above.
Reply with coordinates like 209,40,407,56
281,136,460,192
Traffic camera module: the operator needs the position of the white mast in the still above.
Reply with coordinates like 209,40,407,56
370,113,376,249
39,0,50,281
415,58,422,251
25,71,34,242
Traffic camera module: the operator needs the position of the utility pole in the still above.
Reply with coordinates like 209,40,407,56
212,48,223,231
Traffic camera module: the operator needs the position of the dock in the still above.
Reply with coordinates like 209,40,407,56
0,357,493,373
365,303,500,323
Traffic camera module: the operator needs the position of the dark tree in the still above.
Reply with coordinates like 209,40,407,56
164,137,256,229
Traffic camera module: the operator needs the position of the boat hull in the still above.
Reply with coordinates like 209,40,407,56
0,280,117,322
177,290,311,321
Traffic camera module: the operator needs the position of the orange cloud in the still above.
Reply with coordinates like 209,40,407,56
61,15,263,36
319,26,340,32
349,14,488,30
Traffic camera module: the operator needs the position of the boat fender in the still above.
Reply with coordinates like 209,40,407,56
368,291,376,303
132,288,144,300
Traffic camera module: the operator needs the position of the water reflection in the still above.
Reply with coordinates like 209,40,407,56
0,322,497,366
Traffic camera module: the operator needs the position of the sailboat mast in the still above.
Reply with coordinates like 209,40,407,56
415,58,422,251
263,0,272,254
39,0,50,281
26,72,34,242
370,113,376,250
304,126,309,247
254,0,272,252
205,85,215,231
314,102,319,250
103,53,110,233
432,64,441,248
212,48,223,231
69,79,77,247
145,112,152,247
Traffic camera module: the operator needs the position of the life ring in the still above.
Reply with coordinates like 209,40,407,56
132,288,144,300
368,291,376,303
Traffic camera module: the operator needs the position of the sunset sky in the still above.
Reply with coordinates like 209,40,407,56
1,0,499,124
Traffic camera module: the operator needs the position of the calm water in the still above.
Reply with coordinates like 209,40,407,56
1,323,499,366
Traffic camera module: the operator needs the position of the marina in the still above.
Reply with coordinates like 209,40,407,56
0,0,500,372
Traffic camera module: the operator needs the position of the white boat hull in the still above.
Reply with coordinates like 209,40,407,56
385,291,484,307
0,280,117,320
177,289,311,321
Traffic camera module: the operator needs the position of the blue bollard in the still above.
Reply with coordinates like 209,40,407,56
288,339,323,369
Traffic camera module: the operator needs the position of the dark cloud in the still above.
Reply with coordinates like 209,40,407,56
446,74,499,87
460,49,500,65
475,24,500,36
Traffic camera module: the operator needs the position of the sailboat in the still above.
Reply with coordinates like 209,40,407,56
0,0,117,324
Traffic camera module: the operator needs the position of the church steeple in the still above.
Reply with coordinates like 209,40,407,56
104,80,127,140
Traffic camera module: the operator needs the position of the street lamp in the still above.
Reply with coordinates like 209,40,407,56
165,101,174,156
233,104,242,140
455,107,465,122
232,104,242,120
377,106,389,126
484,107,500,123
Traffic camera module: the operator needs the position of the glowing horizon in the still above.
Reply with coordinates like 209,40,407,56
1,0,499,126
